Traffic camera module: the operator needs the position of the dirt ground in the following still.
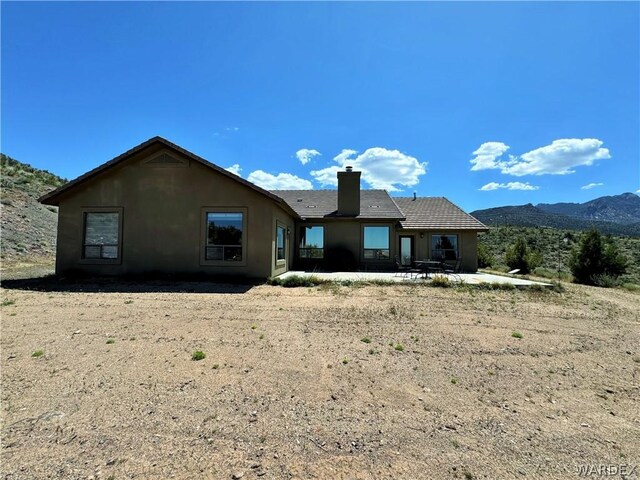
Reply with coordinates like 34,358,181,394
1,278,639,479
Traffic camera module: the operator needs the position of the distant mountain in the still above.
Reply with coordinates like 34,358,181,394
0,154,66,263
537,193,640,224
471,193,640,237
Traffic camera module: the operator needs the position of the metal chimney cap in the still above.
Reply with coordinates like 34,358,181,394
345,166,353,172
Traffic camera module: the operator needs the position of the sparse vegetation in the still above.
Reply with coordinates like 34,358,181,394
512,331,523,339
479,225,640,285
361,337,371,343
394,344,404,352
31,350,44,357
1,299,16,306
106,338,115,344
192,350,206,361
430,275,451,288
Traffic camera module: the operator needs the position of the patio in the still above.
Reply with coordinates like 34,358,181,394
276,270,552,287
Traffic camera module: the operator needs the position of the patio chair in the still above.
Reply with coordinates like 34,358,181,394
442,259,462,282
395,256,423,279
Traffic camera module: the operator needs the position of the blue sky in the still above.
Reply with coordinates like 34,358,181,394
2,1,638,211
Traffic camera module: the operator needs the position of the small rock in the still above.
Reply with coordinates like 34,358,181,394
231,472,244,479
580,423,591,428
7,354,16,359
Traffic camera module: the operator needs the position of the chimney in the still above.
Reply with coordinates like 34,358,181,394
413,191,417,201
337,166,361,216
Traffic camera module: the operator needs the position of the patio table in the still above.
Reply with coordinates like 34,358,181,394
413,260,445,278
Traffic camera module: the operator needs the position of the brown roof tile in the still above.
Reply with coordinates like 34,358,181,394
394,197,488,230
271,189,405,220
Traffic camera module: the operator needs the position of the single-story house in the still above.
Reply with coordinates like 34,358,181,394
39,137,488,278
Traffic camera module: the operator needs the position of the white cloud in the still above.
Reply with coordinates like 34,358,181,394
311,147,427,191
470,138,610,176
295,148,321,165
225,164,242,176
247,170,313,190
479,181,540,191
470,142,511,171
309,165,341,187
581,182,603,190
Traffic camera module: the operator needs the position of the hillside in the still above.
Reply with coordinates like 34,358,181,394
537,192,640,224
478,225,640,285
0,154,66,265
472,194,640,237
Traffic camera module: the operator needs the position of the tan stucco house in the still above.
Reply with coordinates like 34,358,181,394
39,137,487,278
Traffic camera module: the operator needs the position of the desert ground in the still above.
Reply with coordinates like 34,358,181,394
1,276,639,479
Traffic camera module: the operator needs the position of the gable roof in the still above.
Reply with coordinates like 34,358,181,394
38,137,300,218
394,197,488,230
271,189,405,220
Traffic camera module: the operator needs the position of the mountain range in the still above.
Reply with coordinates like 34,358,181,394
471,193,640,237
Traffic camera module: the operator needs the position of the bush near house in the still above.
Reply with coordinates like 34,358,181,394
505,237,542,274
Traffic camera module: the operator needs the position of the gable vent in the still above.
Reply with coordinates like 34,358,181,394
147,153,183,164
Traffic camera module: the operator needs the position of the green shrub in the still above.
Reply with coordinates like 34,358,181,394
569,229,628,286
505,237,542,274
394,344,405,352
591,274,621,288
106,338,115,344
477,243,495,268
32,350,44,357
511,331,523,339
269,275,326,288
192,350,206,361
361,337,371,344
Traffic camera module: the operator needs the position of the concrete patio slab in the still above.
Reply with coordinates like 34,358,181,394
276,270,551,287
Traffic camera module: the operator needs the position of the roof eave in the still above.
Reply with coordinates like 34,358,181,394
37,136,301,219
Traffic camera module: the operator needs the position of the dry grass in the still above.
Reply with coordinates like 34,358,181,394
1,281,638,479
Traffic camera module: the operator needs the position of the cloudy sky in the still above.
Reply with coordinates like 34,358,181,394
2,2,638,210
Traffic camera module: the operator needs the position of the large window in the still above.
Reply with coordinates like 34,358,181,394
431,234,458,260
83,212,120,260
299,226,324,259
276,225,286,262
363,226,390,260
205,212,243,262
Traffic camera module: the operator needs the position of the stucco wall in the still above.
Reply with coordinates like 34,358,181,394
396,229,479,272
294,220,397,270
54,145,295,278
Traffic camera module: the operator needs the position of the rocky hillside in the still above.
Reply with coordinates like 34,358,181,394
1,154,66,264
472,194,640,237
537,192,640,224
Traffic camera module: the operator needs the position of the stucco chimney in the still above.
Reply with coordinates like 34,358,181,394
337,166,361,216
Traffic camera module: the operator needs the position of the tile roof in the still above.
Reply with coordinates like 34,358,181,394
271,189,405,220
394,197,488,230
